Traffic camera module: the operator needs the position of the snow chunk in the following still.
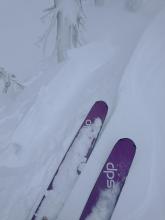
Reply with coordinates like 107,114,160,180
86,183,120,220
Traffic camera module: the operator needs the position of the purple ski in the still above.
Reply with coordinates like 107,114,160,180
31,101,108,220
80,138,136,220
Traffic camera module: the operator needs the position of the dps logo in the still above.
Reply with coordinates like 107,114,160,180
103,162,117,189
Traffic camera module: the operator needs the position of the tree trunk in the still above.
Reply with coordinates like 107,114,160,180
64,18,72,49
72,24,79,48
126,0,143,11
56,10,66,62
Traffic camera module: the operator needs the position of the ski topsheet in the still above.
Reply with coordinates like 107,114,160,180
79,138,136,220
31,101,108,220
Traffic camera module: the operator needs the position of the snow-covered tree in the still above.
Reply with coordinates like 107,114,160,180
0,67,24,94
126,0,143,11
41,0,85,62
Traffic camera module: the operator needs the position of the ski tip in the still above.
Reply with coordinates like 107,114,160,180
117,138,136,155
84,101,108,124
92,100,108,120
119,138,136,148
95,100,108,110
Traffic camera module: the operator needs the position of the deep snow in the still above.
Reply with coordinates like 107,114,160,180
0,0,165,220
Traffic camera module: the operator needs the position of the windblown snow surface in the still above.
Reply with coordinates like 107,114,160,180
0,0,165,220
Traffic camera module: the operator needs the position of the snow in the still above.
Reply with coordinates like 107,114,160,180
0,0,165,220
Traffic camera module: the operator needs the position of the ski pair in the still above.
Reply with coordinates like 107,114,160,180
31,101,108,220
31,101,136,220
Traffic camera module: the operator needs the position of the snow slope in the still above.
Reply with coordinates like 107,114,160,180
58,6,165,220
112,9,165,219
0,1,165,220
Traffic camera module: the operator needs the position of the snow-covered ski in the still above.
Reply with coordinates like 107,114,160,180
31,101,108,220
79,138,136,220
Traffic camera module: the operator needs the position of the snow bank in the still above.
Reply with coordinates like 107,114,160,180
57,7,165,220
111,8,165,220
